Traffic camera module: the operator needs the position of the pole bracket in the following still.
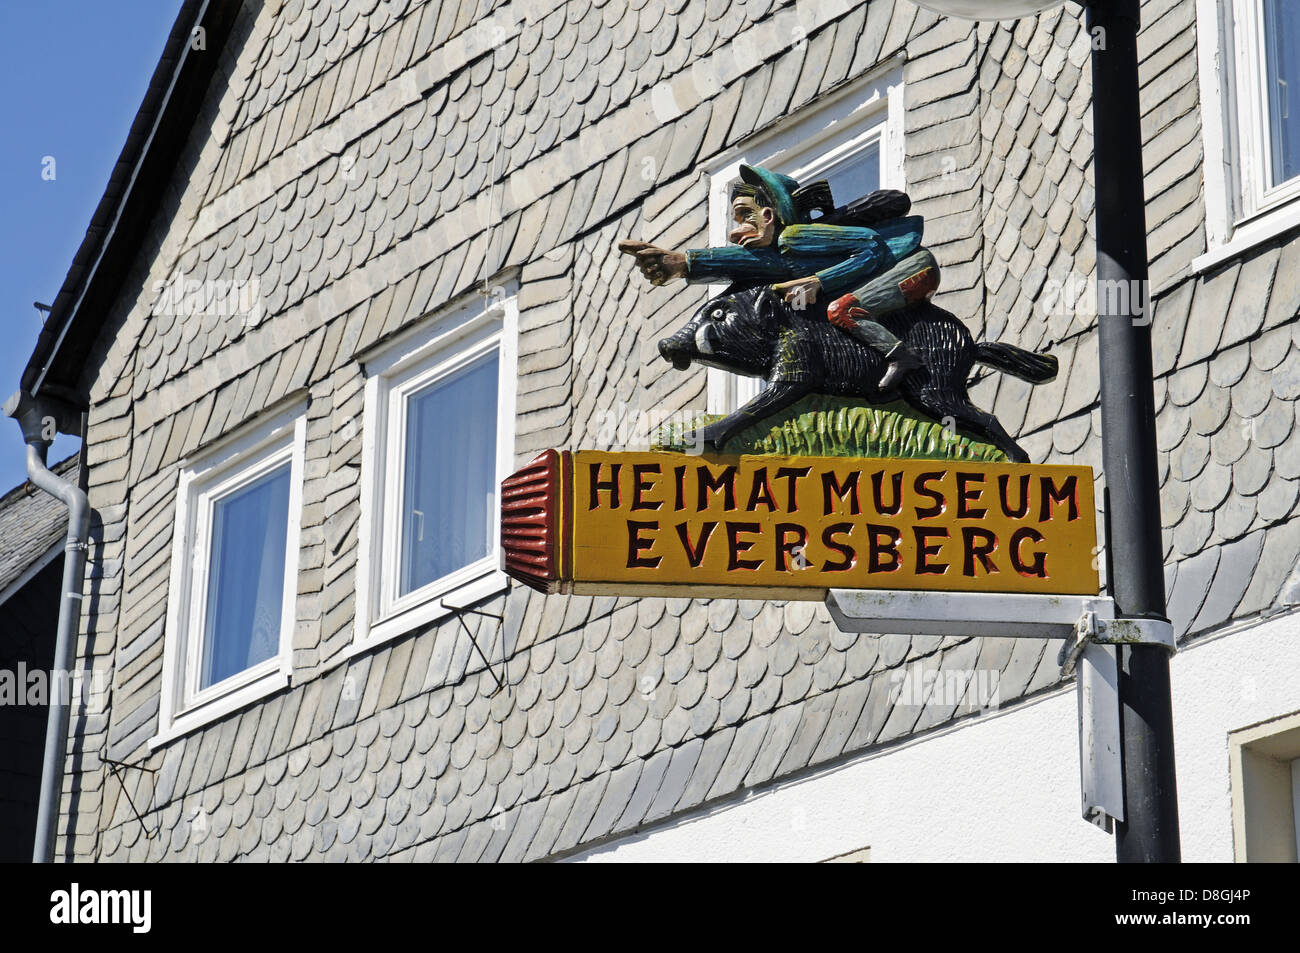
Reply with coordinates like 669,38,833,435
1058,611,1174,677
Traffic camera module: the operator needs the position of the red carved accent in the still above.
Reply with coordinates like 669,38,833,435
899,266,939,302
500,450,562,593
826,293,863,329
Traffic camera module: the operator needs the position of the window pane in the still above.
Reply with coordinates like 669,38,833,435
202,464,291,689
1264,0,1300,187
400,352,498,596
825,142,881,207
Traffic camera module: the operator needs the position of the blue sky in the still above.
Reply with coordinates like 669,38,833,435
0,1,180,491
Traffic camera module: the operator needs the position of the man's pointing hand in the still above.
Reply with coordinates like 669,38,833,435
618,240,687,286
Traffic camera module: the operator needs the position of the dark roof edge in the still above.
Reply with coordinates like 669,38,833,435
22,0,245,406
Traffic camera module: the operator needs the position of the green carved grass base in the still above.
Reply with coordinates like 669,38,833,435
653,394,1009,462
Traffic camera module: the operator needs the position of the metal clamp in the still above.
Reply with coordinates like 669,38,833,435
1058,610,1175,677
1062,606,1180,830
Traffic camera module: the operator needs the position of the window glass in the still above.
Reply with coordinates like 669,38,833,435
823,141,882,208
399,352,499,596
1264,0,1300,187
201,464,291,688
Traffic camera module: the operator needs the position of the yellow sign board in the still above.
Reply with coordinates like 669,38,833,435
501,450,1100,599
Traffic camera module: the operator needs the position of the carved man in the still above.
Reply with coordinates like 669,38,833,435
618,164,941,390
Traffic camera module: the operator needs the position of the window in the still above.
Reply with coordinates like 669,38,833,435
354,287,518,648
1228,710,1300,862
154,403,306,745
1260,1,1300,188
398,352,499,596
701,63,905,413
1196,0,1300,269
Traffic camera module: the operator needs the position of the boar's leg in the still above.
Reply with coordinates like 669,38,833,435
701,380,814,452
909,389,1030,464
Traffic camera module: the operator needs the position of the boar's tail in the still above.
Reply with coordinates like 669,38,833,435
974,342,1058,384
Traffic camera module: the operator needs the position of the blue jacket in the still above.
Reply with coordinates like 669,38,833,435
683,216,925,297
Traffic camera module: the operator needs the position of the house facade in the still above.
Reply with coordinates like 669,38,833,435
13,0,1300,861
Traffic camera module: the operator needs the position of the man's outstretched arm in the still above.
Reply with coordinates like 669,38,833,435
617,239,796,286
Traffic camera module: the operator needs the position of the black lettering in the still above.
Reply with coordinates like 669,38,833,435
1010,527,1048,577
871,470,904,515
913,526,949,575
775,466,812,512
956,472,987,519
961,527,999,576
674,521,717,568
867,524,901,573
774,523,808,571
998,473,1030,518
822,470,860,516
674,465,686,511
821,523,855,571
589,462,621,510
726,521,763,570
697,464,737,511
1039,475,1079,521
746,467,778,512
626,520,660,568
913,471,946,519
631,464,662,511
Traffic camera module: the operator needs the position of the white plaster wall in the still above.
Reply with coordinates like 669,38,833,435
573,611,1300,862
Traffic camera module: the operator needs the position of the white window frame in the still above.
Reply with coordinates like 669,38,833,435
1228,709,1300,861
1195,0,1300,272
1294,756,1300,860
353,286,518,650
700,62,905,414
152,401,306,748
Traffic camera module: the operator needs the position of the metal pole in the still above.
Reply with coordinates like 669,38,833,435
1086,0,1181,862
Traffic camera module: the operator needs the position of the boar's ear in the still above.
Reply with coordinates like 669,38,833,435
753,286,790,326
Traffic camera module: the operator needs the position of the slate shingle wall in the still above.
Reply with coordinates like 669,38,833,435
50,0,1300,861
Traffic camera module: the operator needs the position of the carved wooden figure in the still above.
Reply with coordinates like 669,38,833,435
618,164,1058,462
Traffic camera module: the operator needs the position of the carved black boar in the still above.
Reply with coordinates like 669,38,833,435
657,287,1057,463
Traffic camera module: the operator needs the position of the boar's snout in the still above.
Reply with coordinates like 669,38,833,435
658,332,694,371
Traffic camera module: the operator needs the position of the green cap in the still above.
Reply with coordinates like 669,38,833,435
738,164,802,228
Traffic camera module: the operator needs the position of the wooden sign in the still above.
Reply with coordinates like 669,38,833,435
502,450,1099,600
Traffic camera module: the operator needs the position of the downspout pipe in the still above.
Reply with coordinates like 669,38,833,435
4,390,89,863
